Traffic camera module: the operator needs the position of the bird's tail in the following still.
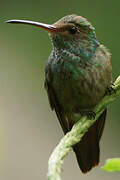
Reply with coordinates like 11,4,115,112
73,109,107,173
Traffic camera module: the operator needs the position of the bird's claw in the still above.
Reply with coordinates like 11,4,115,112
106,84,116,95
80,111,96,119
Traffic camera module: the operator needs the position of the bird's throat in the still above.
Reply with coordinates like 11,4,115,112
50,34,100,62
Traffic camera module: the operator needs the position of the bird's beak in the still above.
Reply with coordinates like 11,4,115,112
6,19,57,33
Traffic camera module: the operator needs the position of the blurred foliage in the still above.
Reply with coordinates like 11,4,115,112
102,158,120,172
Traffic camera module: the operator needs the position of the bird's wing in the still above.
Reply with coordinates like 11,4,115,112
45,78,107,173
44,62,107,173
45,79,71,134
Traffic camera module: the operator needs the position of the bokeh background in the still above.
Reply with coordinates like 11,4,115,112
0,0,120,180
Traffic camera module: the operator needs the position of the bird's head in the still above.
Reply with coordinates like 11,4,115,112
6,14,99,59
49,14,98,50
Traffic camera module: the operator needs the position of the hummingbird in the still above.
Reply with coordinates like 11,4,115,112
6,14,112,173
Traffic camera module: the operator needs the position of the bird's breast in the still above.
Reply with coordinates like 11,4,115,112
46,47,112,113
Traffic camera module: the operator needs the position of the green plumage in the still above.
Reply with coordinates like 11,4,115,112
45,14,112,173
46,44,112,112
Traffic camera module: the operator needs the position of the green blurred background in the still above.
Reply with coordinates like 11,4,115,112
0,0,120,179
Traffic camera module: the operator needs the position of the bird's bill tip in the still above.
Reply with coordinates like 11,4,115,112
5,19,19,24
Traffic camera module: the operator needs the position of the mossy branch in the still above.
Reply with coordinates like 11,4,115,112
47,76,120,180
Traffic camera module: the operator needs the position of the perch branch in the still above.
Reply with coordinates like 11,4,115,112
47,76,120,180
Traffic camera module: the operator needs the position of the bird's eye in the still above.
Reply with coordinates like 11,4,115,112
69,26,78,35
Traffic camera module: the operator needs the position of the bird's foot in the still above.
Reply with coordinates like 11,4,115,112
106,84,116,95
80,111,96,119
